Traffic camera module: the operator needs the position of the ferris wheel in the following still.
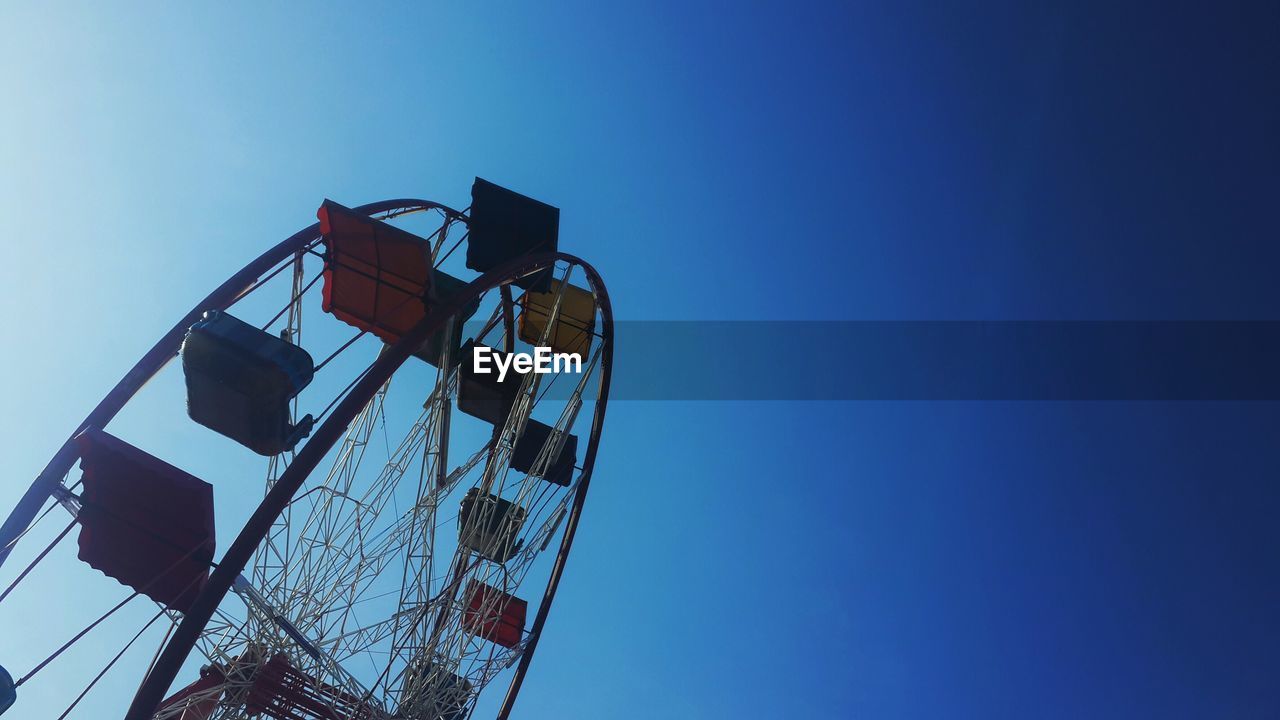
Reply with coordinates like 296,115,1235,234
0,179,613,720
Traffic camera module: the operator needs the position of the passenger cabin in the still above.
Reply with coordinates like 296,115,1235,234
400,664,472,720
74,428,215,613
458,488,526,563
319,200,478,366
0,664,14,716
457,343,578,486
457,341,527,426
156,665,225,719
415,269,480,368
518,279,596,357
462,580,527,649
244,654,376,720
465,178,559,292
182,310,315,456
511,419,578,487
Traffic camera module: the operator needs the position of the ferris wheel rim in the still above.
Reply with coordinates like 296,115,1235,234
0,197,612,720
0,199,459,573
117,242,613,719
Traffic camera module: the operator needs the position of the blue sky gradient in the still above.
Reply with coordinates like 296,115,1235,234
0,2,1277,718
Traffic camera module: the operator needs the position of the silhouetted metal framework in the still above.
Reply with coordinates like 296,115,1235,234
0,196,613,720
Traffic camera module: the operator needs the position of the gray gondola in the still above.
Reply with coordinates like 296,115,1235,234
511,419,578,487
458,488,527,563
412,270,480,368
400,663,473,720
181,310,315,456
456,341,527,426
0,664,14,715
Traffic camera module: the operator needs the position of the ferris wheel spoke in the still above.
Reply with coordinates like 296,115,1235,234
226,575,380,713
2,196,618,720
281,435,432,635
275,377,492,652
176,608,251,672
172,247,604,718
232,363,472,697
264,386,392,619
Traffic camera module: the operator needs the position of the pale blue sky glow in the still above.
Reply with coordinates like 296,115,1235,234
1,2,1278,719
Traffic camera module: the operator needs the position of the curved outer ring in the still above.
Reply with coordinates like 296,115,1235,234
0,199,457,570
128,248,611,719
0,199,611,720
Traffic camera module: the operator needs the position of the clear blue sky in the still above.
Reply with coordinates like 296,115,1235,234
0,1,1277,718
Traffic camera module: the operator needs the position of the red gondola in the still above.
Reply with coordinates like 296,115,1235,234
74,428,214,613
463,580,527,649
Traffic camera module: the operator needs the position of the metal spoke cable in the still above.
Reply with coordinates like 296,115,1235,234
56,605,169,720
261,270,322,333
0,517,75,606
18,536,216,686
